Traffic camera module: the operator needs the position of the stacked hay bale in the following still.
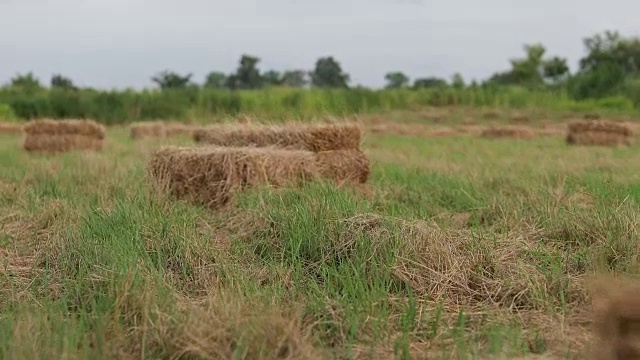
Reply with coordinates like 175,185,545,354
590,279,640,359
23,119,105,153
130,121,192,140
480,125,536,139
192,123,362,152
566,120,634,147
150,122,369,208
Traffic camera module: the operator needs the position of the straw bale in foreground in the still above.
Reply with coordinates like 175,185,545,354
566,120,633,147
480,125,536,139
149,146,369,208
192,123,362,152
0,123,23,134
590,279,640,360
23,119,105,139
23,134,104,153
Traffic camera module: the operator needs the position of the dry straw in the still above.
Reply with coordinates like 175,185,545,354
480,125,536,139
130,121,192,140
22,119,106,153
566,120,633,147
149,146,370,208
192,122,363,152
589,277,640,359
23,119,105,138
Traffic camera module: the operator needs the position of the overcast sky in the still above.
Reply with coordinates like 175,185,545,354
1,0,638,89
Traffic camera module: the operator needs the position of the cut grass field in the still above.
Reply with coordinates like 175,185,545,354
1,118,639,359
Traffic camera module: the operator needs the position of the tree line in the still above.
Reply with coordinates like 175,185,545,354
1,30,639,123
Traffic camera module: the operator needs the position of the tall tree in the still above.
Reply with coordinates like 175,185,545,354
51,74,76,90
151,70,193,89
384,72,410,89
280,70,308,88
451,73,465,89
310,56,350,88
413,77,447,89
542,57,570,84
204,71,227,89
228,55,263,90
262,70,282,87
9,72,41,91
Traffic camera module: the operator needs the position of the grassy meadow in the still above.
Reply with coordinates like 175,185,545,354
1,110,640,359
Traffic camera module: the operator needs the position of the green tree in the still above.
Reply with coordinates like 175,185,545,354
151,70,193,89
262,70,282,87
542,57,570,84
51,74,76,90
384,71,410,89
413,77,447,89
204,71,227,89
9,72,41,91
451,73,465,89
280,70,308,88
228,55,263,90
310,56,350,88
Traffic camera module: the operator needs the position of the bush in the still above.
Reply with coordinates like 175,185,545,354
0,104,17,122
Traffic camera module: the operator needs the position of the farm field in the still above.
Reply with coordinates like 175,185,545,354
1,111,640,359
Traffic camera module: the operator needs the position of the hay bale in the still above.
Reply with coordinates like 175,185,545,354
149,146,370,208
23,119,105,139
192,123,362,152
566,120,633,147
591,280,640,360
22,119,105,153
23,134,104,153
0,123,23,134
130,121,167,139
480,125,536,139
165,122,192,137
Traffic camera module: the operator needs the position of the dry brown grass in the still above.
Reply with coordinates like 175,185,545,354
0,123,23,134
193,122,363,152
480,125,536,139
22,119,105,153
148,146,370,208
566,120,634,147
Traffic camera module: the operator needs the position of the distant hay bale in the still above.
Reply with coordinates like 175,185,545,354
23,119,105,139
23,134,104,152
566,120,633,147
165,122,192,137
149,146,370,208
130,121,167,139
130,121,192,139
193,123,363,152
0,123,23,134
22,119,105,153
480,125,536,139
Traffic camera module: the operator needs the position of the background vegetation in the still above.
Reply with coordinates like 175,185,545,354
1,30,640,124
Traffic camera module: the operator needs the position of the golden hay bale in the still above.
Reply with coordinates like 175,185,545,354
192,123,363,152
567,120,633,136
566,120,634,147
149,146,369,208
23,119,105,139
130,121,167,140
165,122,192,137
23,134,104,153
0,123,23,134
480,125,536,139
589,278,640,360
